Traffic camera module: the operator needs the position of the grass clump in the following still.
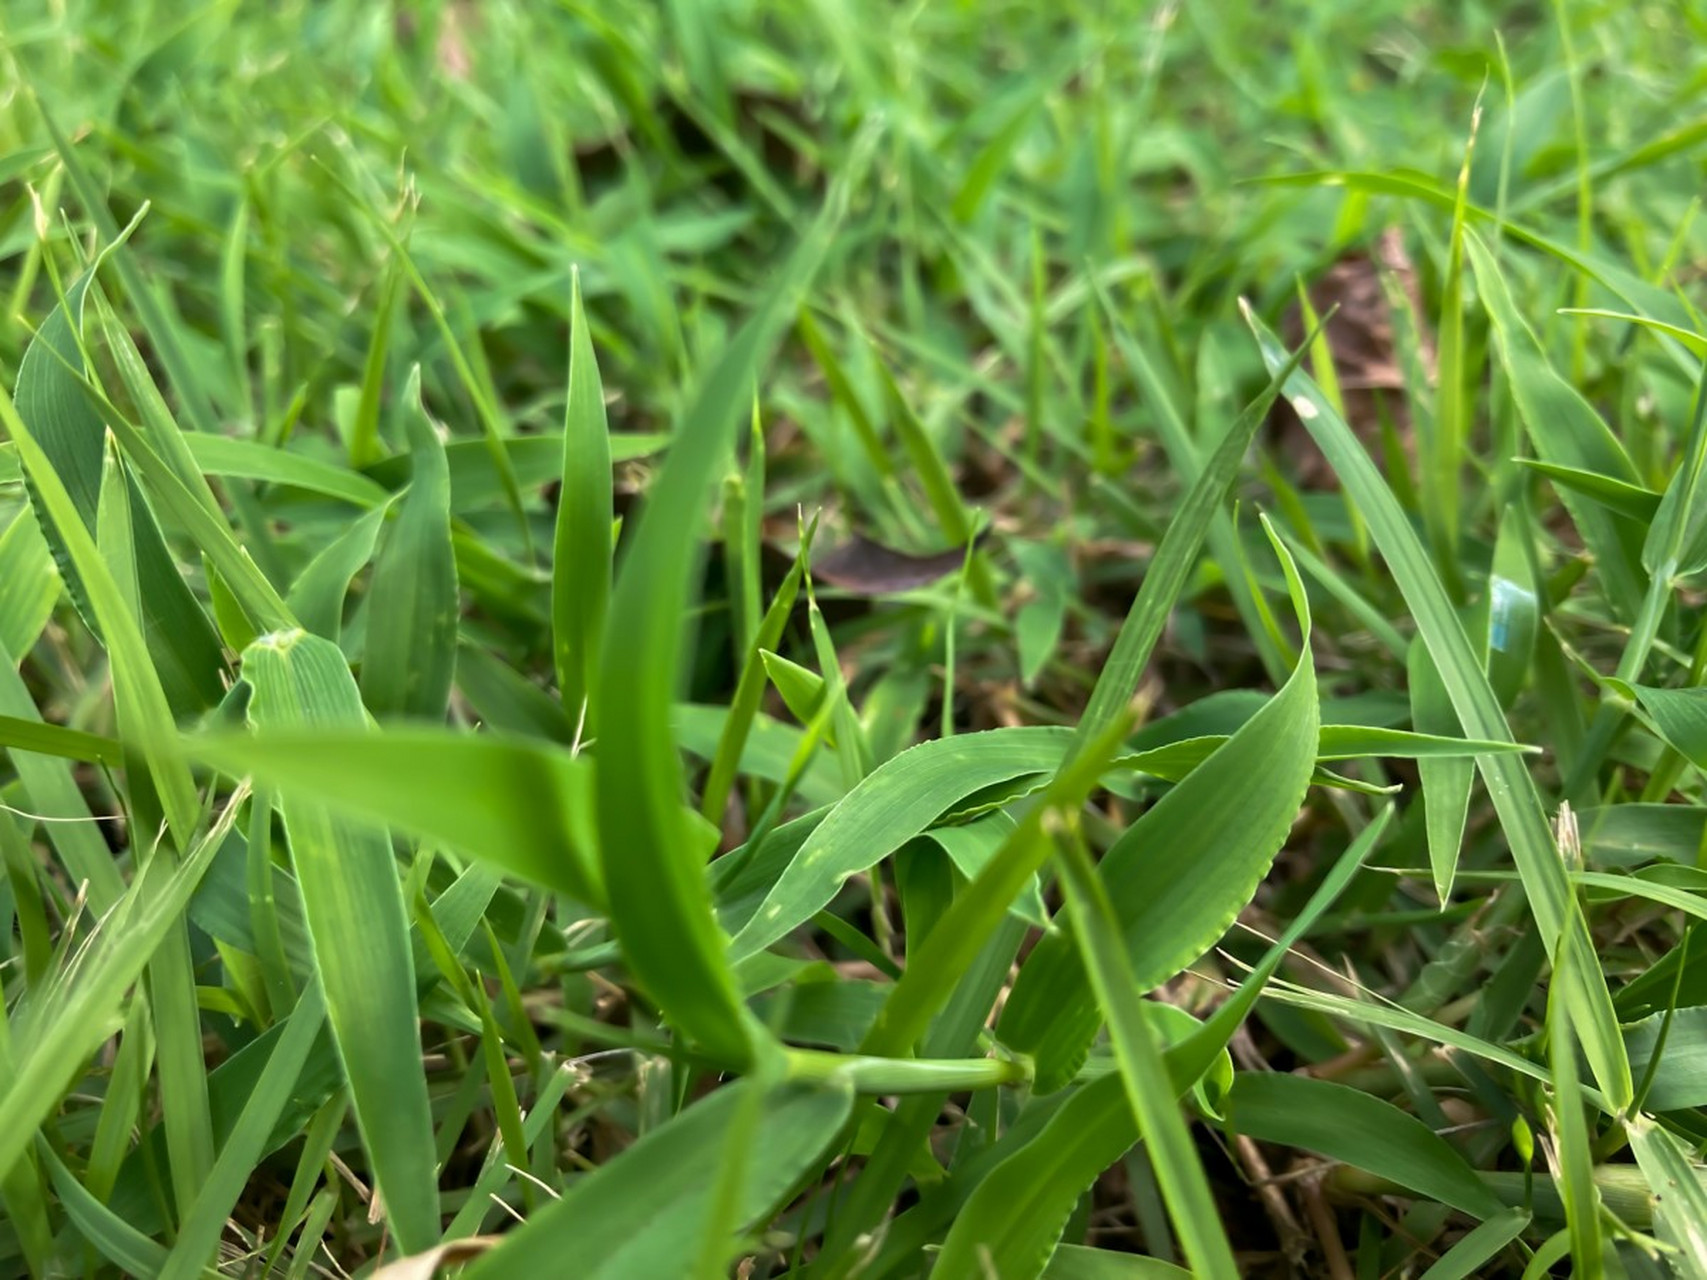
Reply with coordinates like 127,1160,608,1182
3,2,1707,1276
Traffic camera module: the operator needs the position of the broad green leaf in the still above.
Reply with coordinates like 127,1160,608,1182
1225,1074,1505,1219
729,727,1070,960
1623,1006,1707,1111
187,726,602,906
1622,683,1707,770
551,269,613,721
1002,516,1318,1093
360,369,458,720
239,630,439,1251
460,1079,852,1280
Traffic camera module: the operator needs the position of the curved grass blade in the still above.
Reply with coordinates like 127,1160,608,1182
286,503,389,643
187,727,601,906
240,630,439,1251
157,984,328,1280
1418,1210,1531,1280
1225,1073,1506,1220
1244,304,1633,1111
360,368,458,721
184,435,391,509
1084,296,1317,708
593,123,878,1067
17,269,228,717
1467,232,1646,624
730,726,1070,960
1002,517,1319,1093
699,518,819,827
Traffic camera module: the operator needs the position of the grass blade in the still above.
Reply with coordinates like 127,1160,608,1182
1243,306,1634,1111
551,268,613,723
240,630,440,1251
593,123,878,1067
360,368,459,721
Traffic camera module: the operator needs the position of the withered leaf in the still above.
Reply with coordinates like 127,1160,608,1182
810,531,985,595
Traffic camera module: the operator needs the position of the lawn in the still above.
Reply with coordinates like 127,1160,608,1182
3,1,1707,1276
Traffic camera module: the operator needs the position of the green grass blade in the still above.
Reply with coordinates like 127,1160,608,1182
1547,921,1605,1278
1095,289,1291,684
0,507,57,660
1002,517,1319,1093
360,368,459,721
157,984,327,1280
187,727,601,905
730,727,1070,960
1626,1118,1707,1277
1466,232,1646,624
1243,306,1634,1111
1080,306,1317,753
0,796,238,1185
1225,1073,1506,1219
460,1079,853,1279
593,123,877,1067
1044,827,1237,1280
185,434,391,509
1417,1210,1532,1280
239,630,440,1251
285,504,390,643
552,269,613,724
926,811,1387,1278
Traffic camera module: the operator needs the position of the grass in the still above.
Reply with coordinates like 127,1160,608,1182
1,1,1707,1276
